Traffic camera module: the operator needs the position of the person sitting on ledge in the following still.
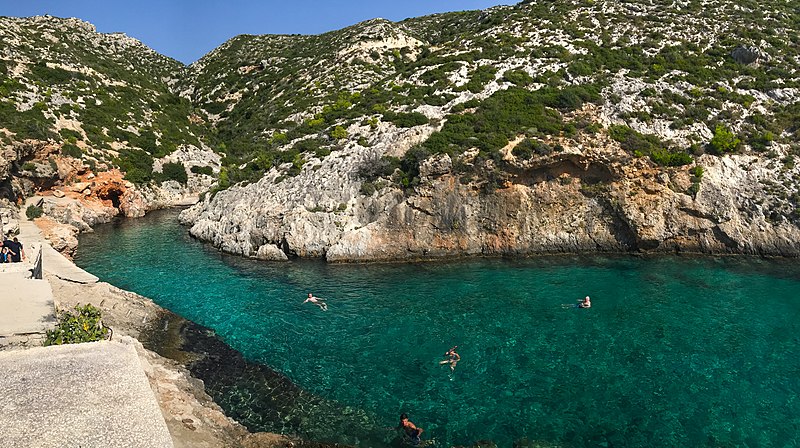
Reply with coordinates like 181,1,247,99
0,237,21,263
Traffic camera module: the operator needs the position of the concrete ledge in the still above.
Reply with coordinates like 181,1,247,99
0,275,56,335
0,338,174,448
42,244,99,284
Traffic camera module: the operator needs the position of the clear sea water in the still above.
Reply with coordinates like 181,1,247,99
74,209,800,447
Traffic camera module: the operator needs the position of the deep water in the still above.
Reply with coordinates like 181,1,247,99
75,209,800,447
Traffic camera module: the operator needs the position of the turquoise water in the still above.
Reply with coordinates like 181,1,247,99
75,209,800,447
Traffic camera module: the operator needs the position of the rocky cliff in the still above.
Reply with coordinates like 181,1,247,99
179,0,800,260
1,1,799,260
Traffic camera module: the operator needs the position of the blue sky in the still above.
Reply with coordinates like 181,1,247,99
0,1,514,64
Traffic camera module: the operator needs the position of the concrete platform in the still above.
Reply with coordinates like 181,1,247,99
0,275,56,335
0,338,174,448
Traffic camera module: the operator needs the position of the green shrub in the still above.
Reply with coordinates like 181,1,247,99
117,149,154,184
61,143,83,159
690,165,704,179
609,125,663,154
59,128,82,141
44,304,109,346
26,205,43,220
21,162,36,171
383,111,429,128
464,65,498,93
708,124,740,154
330,125,348,140
649,149,693,166
190,165,214,176
157,162,188,184
360,181,377,196
503,69,533,86
29,62,85,85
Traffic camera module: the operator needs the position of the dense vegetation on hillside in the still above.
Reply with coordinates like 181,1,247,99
1,0,798,194
180,0,799,191
0,16,203,183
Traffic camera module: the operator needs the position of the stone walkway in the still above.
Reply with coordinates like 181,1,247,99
0,207,174,447
0,337,174,448
0,214,98,347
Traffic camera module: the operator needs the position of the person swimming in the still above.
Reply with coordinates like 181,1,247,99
578,296,591,308
439,345,460,371
303,293,328,311
397,413,423,445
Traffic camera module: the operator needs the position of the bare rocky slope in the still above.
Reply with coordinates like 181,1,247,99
1,0,799,261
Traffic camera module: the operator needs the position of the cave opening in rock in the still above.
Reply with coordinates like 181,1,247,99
99,187,123,208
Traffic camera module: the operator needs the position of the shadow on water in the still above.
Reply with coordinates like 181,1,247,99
139,310,401,447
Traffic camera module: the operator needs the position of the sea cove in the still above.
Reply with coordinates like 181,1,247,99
73,209,800,447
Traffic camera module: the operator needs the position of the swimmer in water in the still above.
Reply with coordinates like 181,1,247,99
578,296,591,308
397,413,423,445
439,345,461,371
303,293,328,311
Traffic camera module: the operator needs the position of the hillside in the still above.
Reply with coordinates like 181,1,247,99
179,0,800,259
1,1,799,260
0,15,218,245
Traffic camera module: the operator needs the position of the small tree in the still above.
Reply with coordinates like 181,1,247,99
708,124,740,154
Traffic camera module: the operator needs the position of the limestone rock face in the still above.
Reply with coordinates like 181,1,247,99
37,217,80,258
41,196,117,232
183,134,800,262
255,244,288,261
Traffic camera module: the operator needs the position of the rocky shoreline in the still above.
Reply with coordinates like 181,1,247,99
48,265,353,448
19,188,353,447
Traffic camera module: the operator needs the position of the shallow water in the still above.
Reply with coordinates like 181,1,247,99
75,209,800,447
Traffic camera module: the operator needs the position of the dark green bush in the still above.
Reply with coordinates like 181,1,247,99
61,144,83,159
157,162,188,184
464,65,498,93
29,62,85,84
649,148,693,166
608,125,663,154
360,181,377,196
59,128,82,141
117,149,154,184
26,205,43,220
383,111,430,128
45,304,109,346
503,69,533,86
191,165,214,176
708,124,740,154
